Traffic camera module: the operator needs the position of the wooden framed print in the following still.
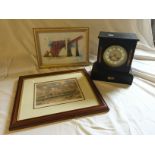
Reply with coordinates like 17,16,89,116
9,69,109,131
33,27,89,68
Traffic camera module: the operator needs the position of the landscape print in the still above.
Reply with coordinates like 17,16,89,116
34,78,85,109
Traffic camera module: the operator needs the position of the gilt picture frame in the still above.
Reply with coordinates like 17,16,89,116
9,69,109,131
33,27,89,68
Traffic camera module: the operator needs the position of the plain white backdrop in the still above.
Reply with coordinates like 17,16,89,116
0,0,154,19
1,136,155,155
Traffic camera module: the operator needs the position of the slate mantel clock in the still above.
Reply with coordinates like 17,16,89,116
91,32,139,85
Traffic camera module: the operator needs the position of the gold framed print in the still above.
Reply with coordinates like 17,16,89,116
33,27,89,68
9,69,109,131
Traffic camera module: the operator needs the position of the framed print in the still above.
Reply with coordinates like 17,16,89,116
33,27,89,68
9,69,109,131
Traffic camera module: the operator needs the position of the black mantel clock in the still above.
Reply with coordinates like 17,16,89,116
91,32,139,85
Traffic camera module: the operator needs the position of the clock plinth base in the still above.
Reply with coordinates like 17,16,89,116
91,62,133,85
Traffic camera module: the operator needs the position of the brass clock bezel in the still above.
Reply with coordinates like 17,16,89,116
103,45,128,68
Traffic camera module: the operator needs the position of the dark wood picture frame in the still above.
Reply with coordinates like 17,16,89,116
9,69,109,131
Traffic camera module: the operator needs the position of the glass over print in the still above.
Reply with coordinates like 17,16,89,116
9,69,109,131
33,27,89,68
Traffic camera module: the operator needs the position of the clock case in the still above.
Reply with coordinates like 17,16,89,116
91,32,139,85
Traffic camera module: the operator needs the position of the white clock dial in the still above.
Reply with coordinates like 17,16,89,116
103,45,127,67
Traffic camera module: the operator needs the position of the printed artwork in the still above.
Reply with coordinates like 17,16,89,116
44,35,83,58
34,28,89,67
34,78,85,109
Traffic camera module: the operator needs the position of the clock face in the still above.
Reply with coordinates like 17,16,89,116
103,45,128,67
